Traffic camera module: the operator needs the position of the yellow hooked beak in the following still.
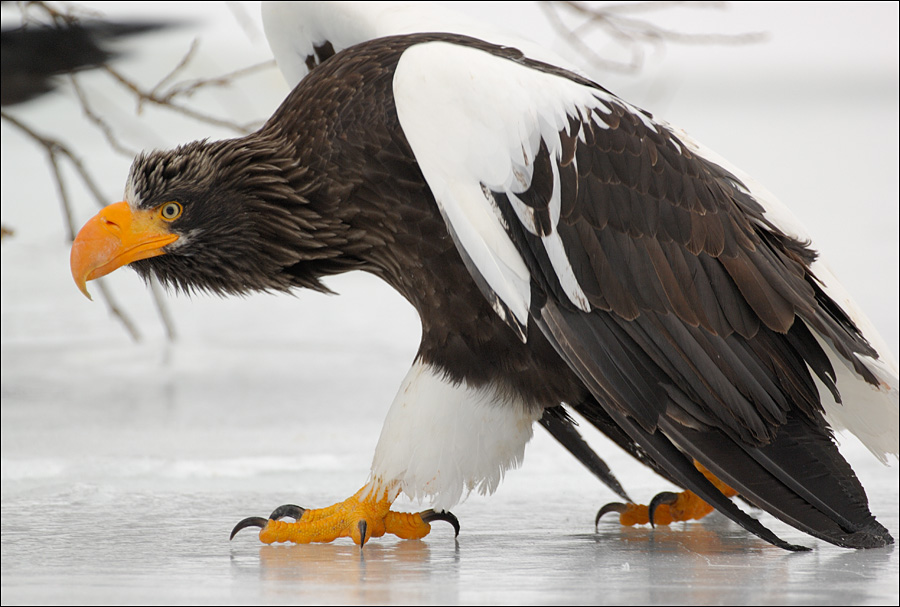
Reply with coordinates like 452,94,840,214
70,201,179,300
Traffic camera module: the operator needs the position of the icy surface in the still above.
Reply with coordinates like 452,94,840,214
2,2,898,605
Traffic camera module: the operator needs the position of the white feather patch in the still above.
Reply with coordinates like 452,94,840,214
394,41,612,320
370,360,542,512
811,334,899,463
261,1,588,89
124,175,141,209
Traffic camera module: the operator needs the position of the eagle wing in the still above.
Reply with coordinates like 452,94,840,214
393,40,898,549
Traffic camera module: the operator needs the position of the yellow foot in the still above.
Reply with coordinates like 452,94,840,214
595,462,738,527
229,485,460,546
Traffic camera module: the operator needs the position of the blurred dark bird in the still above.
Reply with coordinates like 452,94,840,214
1,17,171,106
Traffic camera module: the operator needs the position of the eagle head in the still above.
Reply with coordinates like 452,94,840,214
71,136,348,299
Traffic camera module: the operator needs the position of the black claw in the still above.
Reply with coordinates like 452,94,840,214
269,504,306,521
358,520,368,548
420,509,461,537
648,491,680,528
230,516,269,540
595,502,629,528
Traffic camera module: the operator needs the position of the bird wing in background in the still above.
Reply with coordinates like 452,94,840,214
1,18,174,107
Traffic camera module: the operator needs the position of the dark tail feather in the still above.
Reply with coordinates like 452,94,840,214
666,414,893,549
539,406,631,502
609,410,810,551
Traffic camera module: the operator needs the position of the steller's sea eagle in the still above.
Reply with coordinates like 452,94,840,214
70,4,898,550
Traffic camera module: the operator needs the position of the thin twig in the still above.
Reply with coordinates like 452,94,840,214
165,59,276,99
540,1,766,74
70,76,139,157
94,279,142,341
540,1,642,73
2,110,106,211
43,133,76,241
149,38,203,102
1,109,143,340
104,65,257,134
568,1,730,16
149,275,178,341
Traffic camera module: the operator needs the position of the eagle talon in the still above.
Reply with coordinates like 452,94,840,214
420,509,461,537
648,492,680,528
230,516,269,540
358,520,368,547
595,502,629,528
269,504,306,521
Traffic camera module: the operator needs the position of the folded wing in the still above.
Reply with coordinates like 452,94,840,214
394,39,898,549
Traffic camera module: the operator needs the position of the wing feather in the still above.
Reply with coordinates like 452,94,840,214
393,38,897,548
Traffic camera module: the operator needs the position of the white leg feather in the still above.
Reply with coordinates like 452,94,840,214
371,360,542,512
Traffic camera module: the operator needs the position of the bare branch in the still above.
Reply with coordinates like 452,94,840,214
149,38,204,102
22,1,98,27
149,276,178,341
540,1,767,74
103,65,257,134
100,37,273,134
94,279,143,342
43,129,77,241
1,110,107,212
1,109,143,340
70,76,139,156
164,59,277,101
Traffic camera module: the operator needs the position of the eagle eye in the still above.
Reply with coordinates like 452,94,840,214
159,202,183,222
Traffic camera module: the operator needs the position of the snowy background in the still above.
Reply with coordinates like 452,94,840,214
2,2,898,604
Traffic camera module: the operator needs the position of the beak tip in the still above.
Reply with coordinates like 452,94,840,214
70,240,94,301
71,263,94,301
77,281,94,301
